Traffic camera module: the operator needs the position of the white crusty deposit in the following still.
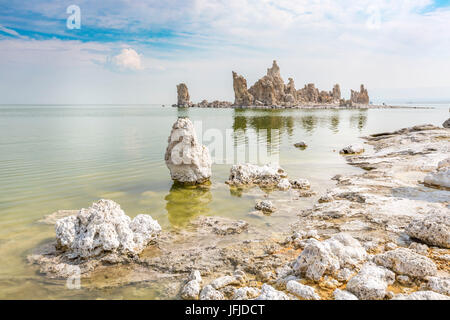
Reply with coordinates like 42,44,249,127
405,213,450,249
55,199,161,259
165,118,212,185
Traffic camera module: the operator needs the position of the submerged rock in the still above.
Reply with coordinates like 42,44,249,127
165,118,212,185
346,263,395,300
405,213,450,249
55,199,161,259
372,248,437,279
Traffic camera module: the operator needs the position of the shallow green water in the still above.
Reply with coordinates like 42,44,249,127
0,104,448,299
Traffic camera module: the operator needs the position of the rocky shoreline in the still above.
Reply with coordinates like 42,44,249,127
28,124,449,300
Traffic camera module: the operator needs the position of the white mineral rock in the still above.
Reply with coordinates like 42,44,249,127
333,289,359,300
423,277,450,296
226,163,287,187
286,281,321,300
232,287,260,300
255,200,276,213
405,213,450,249
277,178,291,190
293,233,367,281
346,263,395,300
392,291,449,300
255,284,290,300
199,285,224,300
372,248,437,279
165,118,212,185
55,199,161,259
424,166,450,189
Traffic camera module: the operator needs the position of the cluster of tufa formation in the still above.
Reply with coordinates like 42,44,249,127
55,199,161,259
232,60,368,107
165,118,212,185
176,83,192,107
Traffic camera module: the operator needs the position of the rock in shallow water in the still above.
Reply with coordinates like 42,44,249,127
226,163,287,187
339,144,365,155
165,118,212,185
55,199,161,259
255,200,276,213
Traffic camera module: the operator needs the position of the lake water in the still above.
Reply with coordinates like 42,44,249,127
0,104,448,299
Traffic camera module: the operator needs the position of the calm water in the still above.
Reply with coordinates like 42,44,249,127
0,104,448,299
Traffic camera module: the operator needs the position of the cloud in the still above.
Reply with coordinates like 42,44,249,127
112,48,143,71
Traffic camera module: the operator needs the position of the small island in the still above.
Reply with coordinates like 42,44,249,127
172,60,393,109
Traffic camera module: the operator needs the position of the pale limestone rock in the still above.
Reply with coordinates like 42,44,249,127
165,118,212,185
226,163,287,188
423,277,450,296
333,289,358,300
255,284,290,300
232,71,254,106
55,199,161,259
286,280,321,300
176,83,191,107
340,144,365,155
200,285,224,300
233,287,260,300
424,166,450,189
372,248,437,278
408,242,428,255
332,84,341,102
293,234,367,281
210,275,241,289
405,213,450,248
289,178,310,190
397,275,412,286
249,61,285,106
255,200,276,213
346,263,395,300
392,291,449,300
350,84,369,105
277,178,291,190
181,280,201,300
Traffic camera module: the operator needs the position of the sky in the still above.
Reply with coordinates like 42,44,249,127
0,0,450,104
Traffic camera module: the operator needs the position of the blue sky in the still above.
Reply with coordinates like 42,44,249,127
1,0,450,104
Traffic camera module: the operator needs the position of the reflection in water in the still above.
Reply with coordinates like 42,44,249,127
329,112,340,133
164,183,212,227
300,115,317,132
349,111,368,131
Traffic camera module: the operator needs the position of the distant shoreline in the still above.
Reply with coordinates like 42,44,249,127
172,104,435,110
